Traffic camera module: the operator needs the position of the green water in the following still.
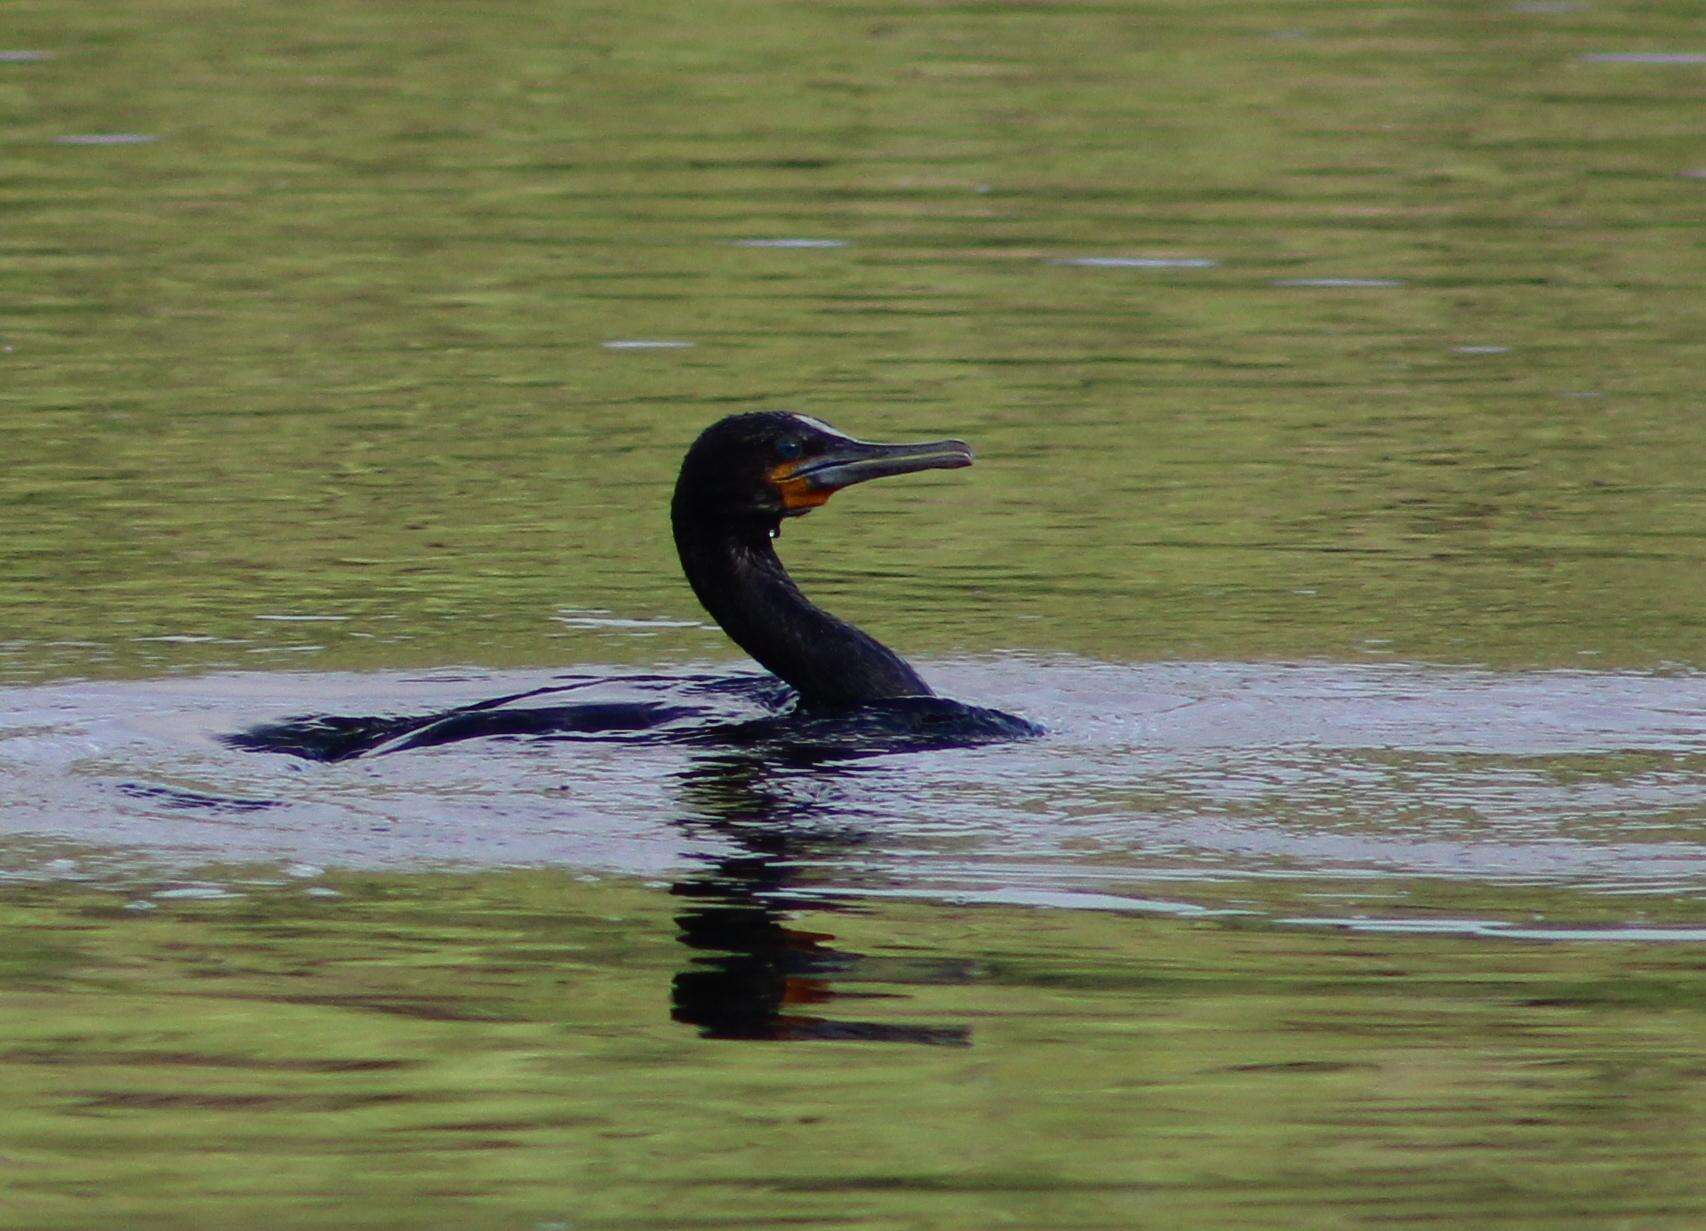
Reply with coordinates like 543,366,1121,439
3,0,1705,1225
5,875,1706,1230
4,0,1702,681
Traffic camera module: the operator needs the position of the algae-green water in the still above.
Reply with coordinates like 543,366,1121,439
2,0,1703,1226
5,876,1706,1230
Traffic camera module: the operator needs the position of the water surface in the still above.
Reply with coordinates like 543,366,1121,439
3,658,1702,930
3,0,1704,1225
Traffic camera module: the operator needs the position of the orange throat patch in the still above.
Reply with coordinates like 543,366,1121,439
770,464,832,512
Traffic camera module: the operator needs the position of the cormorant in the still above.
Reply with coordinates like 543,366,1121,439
228,411,1036,761
673,411,971,708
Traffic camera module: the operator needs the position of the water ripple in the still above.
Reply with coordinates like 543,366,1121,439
1,658,1700,932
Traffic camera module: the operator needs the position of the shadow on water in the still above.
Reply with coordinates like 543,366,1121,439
669,752,972,1046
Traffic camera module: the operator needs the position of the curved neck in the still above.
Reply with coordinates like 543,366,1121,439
672,513,933,707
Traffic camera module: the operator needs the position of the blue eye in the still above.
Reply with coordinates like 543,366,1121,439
776,438,804,460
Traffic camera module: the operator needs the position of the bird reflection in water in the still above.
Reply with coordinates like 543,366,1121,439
670,753,972,1046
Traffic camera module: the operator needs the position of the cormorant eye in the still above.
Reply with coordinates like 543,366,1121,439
775,438,805,461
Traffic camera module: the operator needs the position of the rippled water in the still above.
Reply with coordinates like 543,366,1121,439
4,0,1705,1225
4,659,1703,932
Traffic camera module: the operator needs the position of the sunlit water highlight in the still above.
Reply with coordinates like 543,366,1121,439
5,658,1700,933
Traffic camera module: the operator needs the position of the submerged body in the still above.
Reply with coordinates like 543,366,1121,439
233,412,1037,760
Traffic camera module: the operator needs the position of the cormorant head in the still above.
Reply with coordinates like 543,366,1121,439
673,411,973,531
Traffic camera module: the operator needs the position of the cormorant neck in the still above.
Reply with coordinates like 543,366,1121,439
672,512,933,708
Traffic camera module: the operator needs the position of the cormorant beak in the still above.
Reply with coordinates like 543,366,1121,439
770,436,974,513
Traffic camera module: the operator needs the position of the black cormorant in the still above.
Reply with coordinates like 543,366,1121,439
229,411,1035,760
673,411,972,708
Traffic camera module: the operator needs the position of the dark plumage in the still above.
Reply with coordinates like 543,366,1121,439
229,411,1034,762
672,412,972,708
